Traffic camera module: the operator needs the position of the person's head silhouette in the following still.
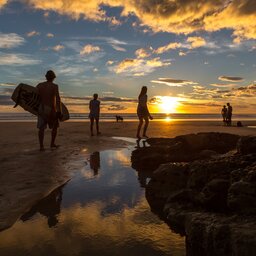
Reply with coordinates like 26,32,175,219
93,93,98,100
45,70,56,81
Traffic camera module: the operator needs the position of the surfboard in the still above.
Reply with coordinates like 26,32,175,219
11,83,69,121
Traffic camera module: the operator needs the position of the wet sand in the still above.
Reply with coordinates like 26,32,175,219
1,120,256,230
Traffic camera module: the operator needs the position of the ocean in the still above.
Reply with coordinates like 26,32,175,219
0,113,256,122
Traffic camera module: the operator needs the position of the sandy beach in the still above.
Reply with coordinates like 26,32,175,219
1,120,256,231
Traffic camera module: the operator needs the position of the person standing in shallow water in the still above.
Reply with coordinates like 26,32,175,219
226,102,233,126
37,70,62,151
221,105,227,125
136,86,153,139
89,93,101,136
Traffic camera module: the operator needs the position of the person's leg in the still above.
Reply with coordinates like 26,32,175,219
37,116,46,151
51,127,58,147
38,128,45,151
142,117,149,137
136,118,143,139
96,118,100,135
90,117,94,136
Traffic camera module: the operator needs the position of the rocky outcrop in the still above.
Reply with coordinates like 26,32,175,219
132,132,239,172
131,133,256,256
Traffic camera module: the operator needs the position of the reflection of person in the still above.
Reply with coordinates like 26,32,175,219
89,94,101,136
136,86,153,139
226,103,233,126
90,151,100,175
37,70,62,151
20,184,64,228
221,105,227,125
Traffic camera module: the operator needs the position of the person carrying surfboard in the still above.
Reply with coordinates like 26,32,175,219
37,70,62,151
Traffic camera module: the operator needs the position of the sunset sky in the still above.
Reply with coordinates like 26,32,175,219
0,0,255,114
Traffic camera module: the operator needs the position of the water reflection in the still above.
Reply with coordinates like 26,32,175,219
0,147,185,256
90,151,100,176
20,184,65,228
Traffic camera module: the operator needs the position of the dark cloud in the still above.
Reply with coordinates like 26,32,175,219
181,102,222,107
63,95,136,103
107,104,127,111
151,77,197,87
218,76,244,82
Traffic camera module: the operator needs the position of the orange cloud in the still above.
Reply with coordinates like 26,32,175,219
52,44,65,51
187,37,206,48
11,0,256,42
204,0,256,42
113,57,170,76
0,0,8,8
26,0,107,21
26,31,40,37
154,42,182,54
80,44,101,55
135,48,151,58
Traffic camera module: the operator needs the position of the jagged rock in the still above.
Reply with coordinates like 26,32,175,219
131,146,170,171
131,133,256,256
146,162,189,209
237,136,256,155
197,179,230,211
132,133,239,172
228,181,256,213
147,132,239,154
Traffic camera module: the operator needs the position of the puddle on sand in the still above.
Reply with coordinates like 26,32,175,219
0,146,185,256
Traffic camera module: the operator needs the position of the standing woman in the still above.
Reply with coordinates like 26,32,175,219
89,93,101,136
136,86,153,139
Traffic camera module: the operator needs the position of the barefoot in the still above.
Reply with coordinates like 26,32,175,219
50,144,60,149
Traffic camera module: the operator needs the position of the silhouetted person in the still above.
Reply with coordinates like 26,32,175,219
136,86,153,139
89,93,100,136
226,103,233,126
237,121,243,127
37,70,62,151
90,151,100,175
221,105,227,125
20,184,64,228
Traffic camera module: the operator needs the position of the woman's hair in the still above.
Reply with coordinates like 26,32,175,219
139,86,147,99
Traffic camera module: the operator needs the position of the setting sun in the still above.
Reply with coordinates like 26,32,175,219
159,96,179,114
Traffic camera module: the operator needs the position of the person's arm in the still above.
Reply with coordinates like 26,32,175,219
89,100,92,111
55,84,61,113
145,95,153,120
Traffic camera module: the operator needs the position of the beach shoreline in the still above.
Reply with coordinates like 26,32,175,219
1,120,256,231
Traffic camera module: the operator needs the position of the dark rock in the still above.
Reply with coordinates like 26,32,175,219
228,181,256,213
197,179,230,211
237,136,256,155
147,132,239,154
146,162,189,210
131,133,256,255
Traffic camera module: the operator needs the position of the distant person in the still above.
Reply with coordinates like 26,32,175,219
237,121,243,127
89,93,101,136
136,86,153,139
226,103,233,126
221,105,227,125
37,70,62,151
